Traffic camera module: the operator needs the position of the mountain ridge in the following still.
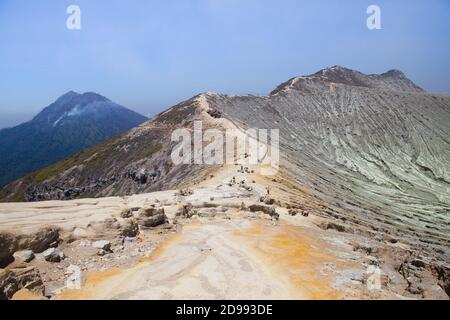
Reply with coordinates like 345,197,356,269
1,66,449,261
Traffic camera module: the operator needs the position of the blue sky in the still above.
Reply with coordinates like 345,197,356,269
0,0,449,128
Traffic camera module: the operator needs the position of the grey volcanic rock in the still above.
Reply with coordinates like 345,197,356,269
120,220,139,237
42,248,64,262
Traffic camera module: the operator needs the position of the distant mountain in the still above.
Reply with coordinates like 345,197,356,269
0,91,147,186
2,66,449,262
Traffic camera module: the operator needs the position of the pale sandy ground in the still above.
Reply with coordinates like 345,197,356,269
1,164,395,300
55,216,373,300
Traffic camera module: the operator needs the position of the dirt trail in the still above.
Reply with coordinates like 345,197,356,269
56,219,349,300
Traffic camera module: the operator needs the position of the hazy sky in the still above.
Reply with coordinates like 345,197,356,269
1,0,449,128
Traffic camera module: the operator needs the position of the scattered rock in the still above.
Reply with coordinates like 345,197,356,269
13,250,35,263
179,188,193,196
0,232,17,268
42,248,65,263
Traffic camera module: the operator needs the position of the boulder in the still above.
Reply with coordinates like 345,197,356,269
176,204,196,218
97,249,107,256
120,220,139,237
0,266,44,300
13,250,35,263
42,248,65,263
0,232,17,267
92,240,112,252
72,227,90,239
